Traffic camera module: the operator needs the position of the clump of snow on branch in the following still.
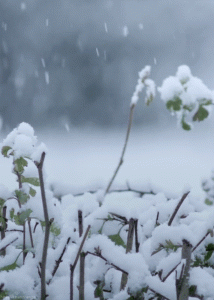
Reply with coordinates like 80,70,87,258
2,122,47,160
131,65,156,106
158,65,214,130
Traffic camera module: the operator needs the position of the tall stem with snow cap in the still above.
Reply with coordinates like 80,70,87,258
105,66,155,195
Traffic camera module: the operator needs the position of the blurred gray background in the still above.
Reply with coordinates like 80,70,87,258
1,0,214,130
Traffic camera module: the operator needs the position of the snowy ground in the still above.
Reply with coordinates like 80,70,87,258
0,122,214,199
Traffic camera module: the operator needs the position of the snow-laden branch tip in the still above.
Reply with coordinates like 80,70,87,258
130,65,156,106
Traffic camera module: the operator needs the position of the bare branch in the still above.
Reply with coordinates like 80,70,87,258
105,104,135,195
35,152,52,300
86,251,128,275
0,236,18,252
48,237,71,285
168,192,190,226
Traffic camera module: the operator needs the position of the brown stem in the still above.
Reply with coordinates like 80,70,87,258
28,218,34,248
78,210,84,300
70,264,74,300
0,206,6,256
70,225,91,300
192,231,210,252
105,104,135,195
134,219,140,253
23,221,26,264
15,170,22,190
120,218,135,290
177,239,192,300
72,225,91,271
0,237,18,252
35,152,51,300
148,287,171,300
48,237,71,285
86,251,128,275
168,192,190,226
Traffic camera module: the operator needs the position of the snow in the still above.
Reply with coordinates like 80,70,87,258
158,76,183,102
104,22,108,33
1,121,214,299
122,26,129,37
130,65,153,106
45,71,49,85
139,23,144,30
176,65,192,82
41,58,46,68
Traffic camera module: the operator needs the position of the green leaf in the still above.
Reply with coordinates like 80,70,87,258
108,234,126,248
181,119,191,131
206,243,214,251
183,104,194,112
205,250,213,261
14,209,32,225
0,216,7,231
29,187,36,197
166,97,182,111
21,176,40,186
0,199,5,207
1,146,12,158
50,222,61,236
15,190,29,204
165,240,180,252
94,280,105,299
10,208,15,220
189,285,197,296
13,157,28,174
199,98,212,106
145,93,154,106
205,198,213,206
193,106,209,122
0,290,9,299
0,261,19,271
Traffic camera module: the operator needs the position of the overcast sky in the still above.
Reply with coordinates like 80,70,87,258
1,0,214,129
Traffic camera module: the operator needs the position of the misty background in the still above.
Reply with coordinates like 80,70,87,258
1,0,214,130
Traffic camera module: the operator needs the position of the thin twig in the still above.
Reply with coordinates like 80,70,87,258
177,240,192,300
28,218,34,248
108,212,128,224
105,104,135,195
48,237,71,285
86,251,128,275
78,210,85,300
78,210,83,237
0,236,18,252
155,212,159,226
15,170,22,190
0,206,7,256
70,225,91,300
72,225,91,271
134,219,140,253
73,187,156,198
148,287,171,300
120,218,135,290
33,222,39,233
168,192,190,226
23,221,26,264
5,229,23,232
192,231,210,252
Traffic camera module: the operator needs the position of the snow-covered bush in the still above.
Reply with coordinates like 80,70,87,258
1,66,214,299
